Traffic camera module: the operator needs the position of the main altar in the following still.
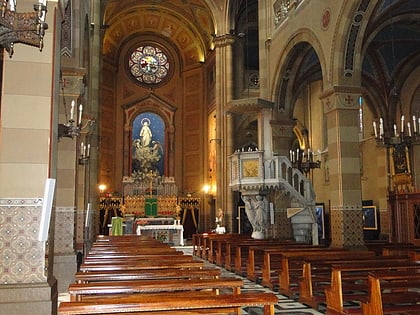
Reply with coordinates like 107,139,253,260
99,176,200,244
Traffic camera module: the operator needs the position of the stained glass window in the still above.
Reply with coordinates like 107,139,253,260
128,45,170,85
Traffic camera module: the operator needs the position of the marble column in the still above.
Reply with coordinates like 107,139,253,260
214,35,235,231
321,87,364,247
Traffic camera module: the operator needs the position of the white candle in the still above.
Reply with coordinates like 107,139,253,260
289,150,292,161
379,118,384,137
83,143,86,157
373,121,378,138
270,203,274,225
9,0,15,11
401,115,405,133
80,142,84,157
413,115,417,133
70,100,75,121
394,124,397,137
87,144,90,157
78,104,83,125
39,0,47,5
408,122,412,137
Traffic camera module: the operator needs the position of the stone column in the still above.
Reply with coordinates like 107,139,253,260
0,1,60,313
214,35,235,231
321,87,364,247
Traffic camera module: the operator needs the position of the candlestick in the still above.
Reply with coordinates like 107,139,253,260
373,121,377,138
78,104,83,125
379,118,384,138
70,100,75,121
401,115,405,133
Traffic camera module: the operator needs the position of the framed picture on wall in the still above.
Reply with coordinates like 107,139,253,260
363,205,377,230
315,203,325,240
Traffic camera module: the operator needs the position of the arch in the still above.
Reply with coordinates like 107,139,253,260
271,28,327,119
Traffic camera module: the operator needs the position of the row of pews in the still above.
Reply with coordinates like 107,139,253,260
58,234,278,315
193,233,420,315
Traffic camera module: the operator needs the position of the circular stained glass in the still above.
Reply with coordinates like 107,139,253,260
128,45,170,85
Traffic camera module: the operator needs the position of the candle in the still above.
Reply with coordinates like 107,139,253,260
87,144,90,157
70,100,75,121
373,121,378,138
9,0,15,11
394,124,397,137
379,118,384,137
401,115,405,133
289,150,292,161
413,115,417,134
39,0,47,5
408,122,412,137
80,142,84,157
78,104,83,125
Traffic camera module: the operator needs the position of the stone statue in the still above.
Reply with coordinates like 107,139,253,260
242,194,268,239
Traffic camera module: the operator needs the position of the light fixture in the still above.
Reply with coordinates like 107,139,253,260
289,148,321,175
78,140,90,165
372,87,420,148
0,0,48,57
58,99,95,139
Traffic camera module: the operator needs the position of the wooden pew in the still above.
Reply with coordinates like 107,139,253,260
205,233,247,264
58,291,279,315
82,254,195,265
79,260,204,272
246,244,327,283
324,260,420,315
210,234,251,266
297,255,410,309
68,277,244,301
75,267,222,283
223,238,295,272
276,250,376,298
360,270,420,315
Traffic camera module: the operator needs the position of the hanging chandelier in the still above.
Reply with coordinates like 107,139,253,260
0,0,48,57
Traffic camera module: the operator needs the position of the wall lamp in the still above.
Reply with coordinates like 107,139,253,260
0,0,48,57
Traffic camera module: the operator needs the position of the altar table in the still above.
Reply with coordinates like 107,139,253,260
136,224,184,246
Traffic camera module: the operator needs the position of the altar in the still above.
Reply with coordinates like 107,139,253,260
136,223,184,246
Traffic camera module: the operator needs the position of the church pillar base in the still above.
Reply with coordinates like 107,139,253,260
53,254,77,293
0,278,58,315
330,207,364,247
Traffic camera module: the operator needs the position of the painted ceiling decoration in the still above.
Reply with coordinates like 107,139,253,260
102,0,215,66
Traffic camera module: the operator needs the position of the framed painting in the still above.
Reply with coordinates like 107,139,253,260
363,205,377,230
315,204,325,240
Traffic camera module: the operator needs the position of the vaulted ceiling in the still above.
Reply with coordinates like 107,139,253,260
101,0,215,66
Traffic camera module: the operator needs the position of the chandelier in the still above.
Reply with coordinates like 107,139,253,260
0,0,48,57
289,148,321,175
372,114,420,147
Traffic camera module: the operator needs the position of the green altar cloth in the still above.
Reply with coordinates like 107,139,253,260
145,198,158,216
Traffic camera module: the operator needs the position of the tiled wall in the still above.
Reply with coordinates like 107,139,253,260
54,207,75,255
0,198,47,284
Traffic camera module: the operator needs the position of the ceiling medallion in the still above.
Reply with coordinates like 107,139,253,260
128,45,170,85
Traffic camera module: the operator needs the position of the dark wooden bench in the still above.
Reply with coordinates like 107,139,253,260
82,254,195,265
58,291,279,315
68,277,244,301
245,244,326,281
75,267,222,283
360,270,420,315
324,260,420,315
79,259,204,272
297,255,411,309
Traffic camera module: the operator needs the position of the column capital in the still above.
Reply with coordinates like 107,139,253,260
320,86,364,113
213,34,236,48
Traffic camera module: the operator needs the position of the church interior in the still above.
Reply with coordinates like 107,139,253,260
1,0,420,314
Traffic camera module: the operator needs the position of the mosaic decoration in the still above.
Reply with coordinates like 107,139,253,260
0,198,47,284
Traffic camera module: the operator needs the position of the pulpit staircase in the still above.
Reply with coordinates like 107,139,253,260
230,151,318,244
